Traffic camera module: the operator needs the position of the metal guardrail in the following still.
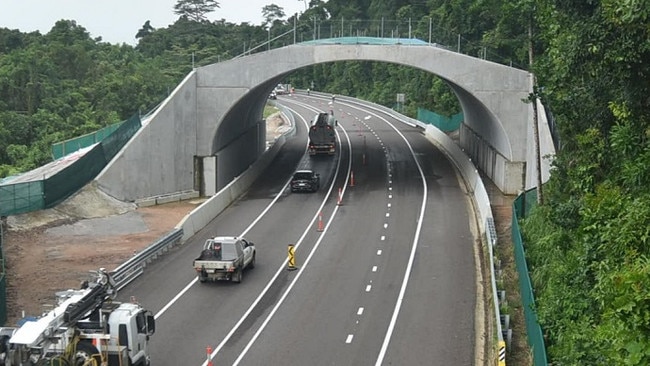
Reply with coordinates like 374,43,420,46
110,228,183,290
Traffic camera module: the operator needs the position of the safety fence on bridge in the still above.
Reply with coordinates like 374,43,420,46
223,18,527,71
0,114,141,217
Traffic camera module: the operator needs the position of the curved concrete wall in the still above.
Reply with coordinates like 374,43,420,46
196,44,530,161
195,44,533,194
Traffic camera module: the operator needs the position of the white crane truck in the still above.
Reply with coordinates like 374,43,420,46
0,269,155,366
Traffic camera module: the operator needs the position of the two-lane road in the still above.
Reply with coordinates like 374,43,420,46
117,95,479,365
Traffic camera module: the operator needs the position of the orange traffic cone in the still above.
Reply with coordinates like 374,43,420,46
317,212,324,232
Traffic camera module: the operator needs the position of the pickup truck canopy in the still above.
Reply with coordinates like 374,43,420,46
202,238,243,261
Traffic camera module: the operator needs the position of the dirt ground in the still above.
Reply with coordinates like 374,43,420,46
2,111,288,325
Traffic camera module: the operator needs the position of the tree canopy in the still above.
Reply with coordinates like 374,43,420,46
173,0,220,22
2,2,650,361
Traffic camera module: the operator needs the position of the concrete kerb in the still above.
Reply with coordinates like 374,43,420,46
176,126,289,242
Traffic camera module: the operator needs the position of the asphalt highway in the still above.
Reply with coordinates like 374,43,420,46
116,95,479,366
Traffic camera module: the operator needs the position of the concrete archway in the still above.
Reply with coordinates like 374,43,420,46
97,42,540,202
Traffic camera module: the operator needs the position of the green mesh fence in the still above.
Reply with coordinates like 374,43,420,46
44,144,107,208
2,114,141,216
0,221,6,326
51,121,124,160
514,188,538,219
512,189,548,365
416,108,463,132
101,114,141,160
0,181,45,216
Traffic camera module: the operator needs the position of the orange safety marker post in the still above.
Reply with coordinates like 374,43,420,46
337,188,343,206
350,172,355,187
317,212,324,232
206,346,213,366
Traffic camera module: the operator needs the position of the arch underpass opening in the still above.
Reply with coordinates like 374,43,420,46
97,41,547,202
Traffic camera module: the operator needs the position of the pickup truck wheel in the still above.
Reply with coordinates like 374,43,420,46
232,267,243,283
249,254,256,269
199,275,207,283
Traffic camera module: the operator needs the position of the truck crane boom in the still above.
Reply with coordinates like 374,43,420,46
0,268,154,366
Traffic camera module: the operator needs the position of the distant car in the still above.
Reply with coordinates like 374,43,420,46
269,91,277,99
291,170,320,193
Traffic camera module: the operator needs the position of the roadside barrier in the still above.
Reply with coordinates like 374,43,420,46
111,228,183,290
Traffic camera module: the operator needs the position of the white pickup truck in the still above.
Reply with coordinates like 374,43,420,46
193,236,256,283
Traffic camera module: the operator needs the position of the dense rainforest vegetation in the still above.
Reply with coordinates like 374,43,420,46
1,0,649,363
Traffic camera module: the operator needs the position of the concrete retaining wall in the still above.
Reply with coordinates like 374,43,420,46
176,106,295,241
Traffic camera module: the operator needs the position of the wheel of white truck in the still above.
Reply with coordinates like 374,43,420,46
249,254,256,269
232,267,243,283
73,341,102,366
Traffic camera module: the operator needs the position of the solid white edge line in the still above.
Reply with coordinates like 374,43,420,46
200,103,344,365
229,104,354,366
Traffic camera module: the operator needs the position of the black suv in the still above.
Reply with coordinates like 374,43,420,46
291,170,320,193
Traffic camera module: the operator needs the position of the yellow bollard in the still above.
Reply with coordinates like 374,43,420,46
498,340,506,366
287,244,298,271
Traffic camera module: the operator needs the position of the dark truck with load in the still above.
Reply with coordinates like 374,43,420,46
308,112,337,156
193,236,256,283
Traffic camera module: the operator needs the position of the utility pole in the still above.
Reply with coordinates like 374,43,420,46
528,6,543,205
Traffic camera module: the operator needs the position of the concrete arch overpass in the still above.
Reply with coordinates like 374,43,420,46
96,40,550,202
